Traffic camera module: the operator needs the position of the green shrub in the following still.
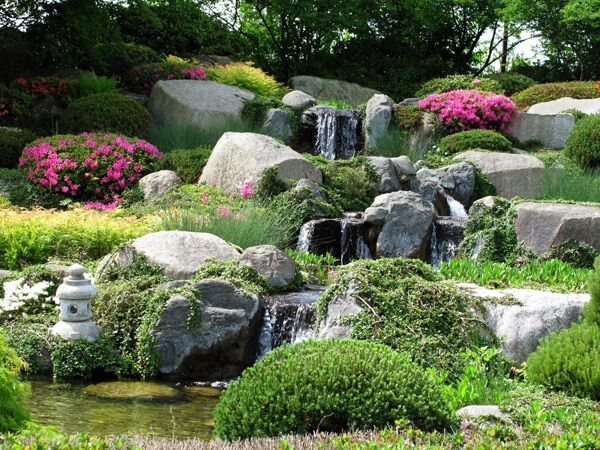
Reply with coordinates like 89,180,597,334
471,164,498,202
415,74,503,97
159,146,212,184
393,105,424,131
526,321,600,400
539,239,599,270
438,129,514,156
458,197,526,264
563,113,600,169
316,258,490,375
213,339,455,441
89,42,164,79
582,257,600,326
205,62,289,98
305,155,379,212
511,81,599,110
66,71,119,103
59,93,152,137
0,330,30,433
485,72,537,96
0,128,38,169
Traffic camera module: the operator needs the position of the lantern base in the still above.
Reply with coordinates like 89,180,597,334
51,320,102,342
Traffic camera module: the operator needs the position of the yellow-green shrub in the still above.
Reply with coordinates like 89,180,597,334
205,62,288,98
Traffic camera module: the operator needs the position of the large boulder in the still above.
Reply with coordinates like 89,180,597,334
238,245,297,288
364,94,393,151
509,112,575,149
151,279,263,380
98,231,241,280
288,75,381,108
454,151,546,199
147,80,254,128
281,90,316,111
416,162,476,210
198,132,322,194
514,202,600,254
363,191,436,259
459,283,589,364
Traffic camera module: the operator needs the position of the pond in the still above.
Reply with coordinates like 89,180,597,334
23,378,221,441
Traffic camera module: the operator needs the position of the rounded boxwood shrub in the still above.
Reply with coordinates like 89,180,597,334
438,129,514,156
0,128,38,169
89,42,164,79
59,93,152,137
213,339,455,441
563,113,600,169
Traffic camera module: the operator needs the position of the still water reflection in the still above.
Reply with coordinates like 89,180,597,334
24,378,220,440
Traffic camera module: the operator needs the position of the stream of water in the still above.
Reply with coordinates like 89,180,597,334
24,378,220,440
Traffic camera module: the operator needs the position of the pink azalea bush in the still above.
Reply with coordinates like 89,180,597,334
121,62,207,95
239,180,255,199
20,132,163,210
418,89,517,134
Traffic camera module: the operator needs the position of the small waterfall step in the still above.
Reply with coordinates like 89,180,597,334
257,285,325,358
430,217,467,268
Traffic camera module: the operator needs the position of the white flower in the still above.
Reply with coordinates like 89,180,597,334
1,278,53,314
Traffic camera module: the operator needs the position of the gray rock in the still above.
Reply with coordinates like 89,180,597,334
364,191,436,259
528,97,600,115
417,162,475,209
457,405,505,420
151,279,263,380
364,94,393,151
509,112,575,149
288,75,381,108
138,170,181,200
198,132,322,195
391,155,417,185
262,108,293,143
515,202,600,254
459,283,589,364
318,281,363,339
130,231,240,280
147,80,254,128
281,90,316,111
367,156,401,193
238,245,297,288
408,178,450,216
454,151,546,199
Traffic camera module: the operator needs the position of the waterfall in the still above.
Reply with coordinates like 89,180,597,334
311,106,359,160
257,287,323,359
340,218,371,265
430,218,466,268
297,221,315,253
445,193,468,218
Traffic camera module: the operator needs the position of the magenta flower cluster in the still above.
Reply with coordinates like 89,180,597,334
239,180,255,199
20,132,163,210
418,89,517,134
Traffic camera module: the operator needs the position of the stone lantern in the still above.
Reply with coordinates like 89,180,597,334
51,264,102,342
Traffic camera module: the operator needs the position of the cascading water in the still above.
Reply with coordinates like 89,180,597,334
297,221,315,253
340,217,371,265
430,194,468,267
257,286,324,359
301,105,360,160
445,193,468,219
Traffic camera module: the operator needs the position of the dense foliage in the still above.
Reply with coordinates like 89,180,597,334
0,331,30,433
511,81,599,110
0,128,37,169
59,93,153,137
415,74,503,97
438,129,514,155
316,258,491,375
563,113,600,169
214,338,455,441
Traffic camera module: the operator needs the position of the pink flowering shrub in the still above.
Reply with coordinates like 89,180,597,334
418,89,517,134
121,62,207,95
19,132,163,210
239,180,255,199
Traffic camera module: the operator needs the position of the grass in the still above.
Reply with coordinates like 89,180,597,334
371,127,430,161
440,257,592,292
147,119,260,153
